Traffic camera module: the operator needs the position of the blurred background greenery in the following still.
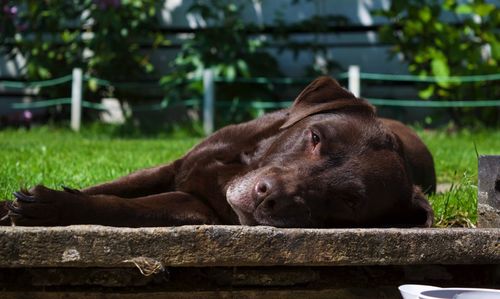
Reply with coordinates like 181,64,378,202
0,0,498,130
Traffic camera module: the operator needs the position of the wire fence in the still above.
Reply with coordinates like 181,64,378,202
1,68,499,131
11,97,107,110
214,72,500,84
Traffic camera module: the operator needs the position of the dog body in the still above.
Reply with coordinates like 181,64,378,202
2,77,435,228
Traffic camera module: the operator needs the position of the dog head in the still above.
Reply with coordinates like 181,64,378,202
226,77,433,228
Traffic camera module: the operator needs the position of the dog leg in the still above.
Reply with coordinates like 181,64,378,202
8,185,220,227
81,160,181,198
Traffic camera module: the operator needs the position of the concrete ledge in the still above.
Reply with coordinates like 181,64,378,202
478,155,500,227
1,226,499,298
1,225,499,268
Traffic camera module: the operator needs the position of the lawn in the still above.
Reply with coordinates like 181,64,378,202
0,126,199,199
1,125,499,227
418,129,500,226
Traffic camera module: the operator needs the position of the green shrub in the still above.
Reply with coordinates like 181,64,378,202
0,0,166,82
160,0,350,127
375,0,499,126
159,0,283,116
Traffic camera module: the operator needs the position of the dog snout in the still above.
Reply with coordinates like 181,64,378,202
254,177,274,201
255,177,284,213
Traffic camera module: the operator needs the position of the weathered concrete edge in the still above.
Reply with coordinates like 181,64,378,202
478,155,500,228
0,225,498,268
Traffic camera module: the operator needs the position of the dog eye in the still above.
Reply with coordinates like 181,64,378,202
311,132,320,146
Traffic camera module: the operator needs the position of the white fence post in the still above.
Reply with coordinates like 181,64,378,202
71,68,83,131
348,65,360,97
203,68,215,135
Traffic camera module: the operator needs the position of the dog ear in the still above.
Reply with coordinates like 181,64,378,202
403,186,434,227
281,76,375,129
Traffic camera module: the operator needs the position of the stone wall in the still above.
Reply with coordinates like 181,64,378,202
0,226,499,298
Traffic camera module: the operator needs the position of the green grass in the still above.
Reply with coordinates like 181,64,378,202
417,128,500,227
0,126,199,199
418,128,500,183
1,125,499,227
430,173,478,227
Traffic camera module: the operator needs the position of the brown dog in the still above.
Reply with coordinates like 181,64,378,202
1,77,435,228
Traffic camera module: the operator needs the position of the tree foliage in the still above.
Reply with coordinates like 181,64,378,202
375,0,499,125
0,0,166,81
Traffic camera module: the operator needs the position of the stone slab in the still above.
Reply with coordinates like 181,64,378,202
478,155,500,227
0,226,498,268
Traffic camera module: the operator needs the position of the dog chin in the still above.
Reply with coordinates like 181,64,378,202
236,212,280,227
229,199,306,227
237,214,259,225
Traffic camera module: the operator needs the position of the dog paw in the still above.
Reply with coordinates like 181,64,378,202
0,201,11,226
8,185,85,226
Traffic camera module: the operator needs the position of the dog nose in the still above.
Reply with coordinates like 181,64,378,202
254,178,274,201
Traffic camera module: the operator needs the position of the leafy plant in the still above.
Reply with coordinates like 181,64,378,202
375,0,499,126
160,0,351,126
159,0,285,126
160,0,281,97
0,0,167,84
